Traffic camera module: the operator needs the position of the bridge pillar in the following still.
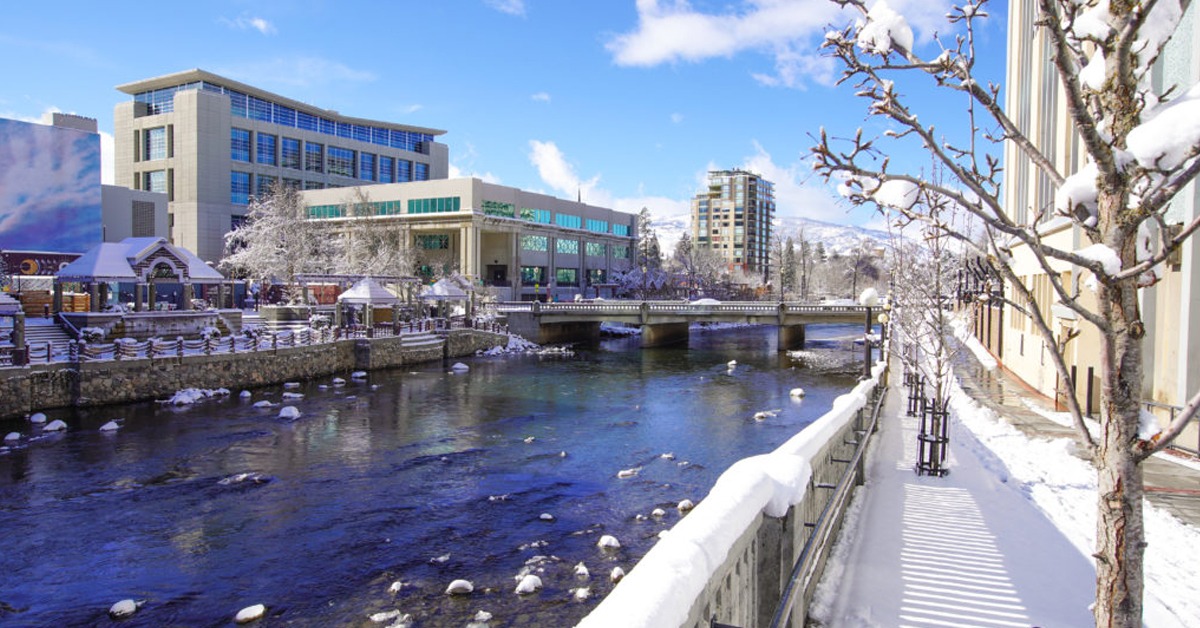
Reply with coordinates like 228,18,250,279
642,322,689,347
777,324,805,351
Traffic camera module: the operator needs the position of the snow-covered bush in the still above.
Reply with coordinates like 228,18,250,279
80,327,104,343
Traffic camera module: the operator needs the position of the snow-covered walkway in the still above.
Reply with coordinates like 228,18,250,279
811,374,1094,627
810,354,1200,627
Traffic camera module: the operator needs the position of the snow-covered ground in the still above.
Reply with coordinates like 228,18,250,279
810,332,1200,626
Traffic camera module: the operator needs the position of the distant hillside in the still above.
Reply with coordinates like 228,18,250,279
650,213,894,257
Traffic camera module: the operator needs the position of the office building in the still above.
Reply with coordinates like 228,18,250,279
113,69,449,263
300,178,637,301
690,169,775,280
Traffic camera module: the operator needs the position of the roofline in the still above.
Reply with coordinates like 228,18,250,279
115,68,447,137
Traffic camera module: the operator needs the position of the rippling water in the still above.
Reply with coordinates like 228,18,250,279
0,324,865,627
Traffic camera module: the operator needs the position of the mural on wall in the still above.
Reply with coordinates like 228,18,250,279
0,117,102,254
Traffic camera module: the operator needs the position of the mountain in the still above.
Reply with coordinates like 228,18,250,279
649,213,894,257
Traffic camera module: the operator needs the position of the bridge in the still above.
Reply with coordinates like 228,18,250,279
496,301,874,349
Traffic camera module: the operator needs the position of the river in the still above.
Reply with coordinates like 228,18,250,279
0,324,866,627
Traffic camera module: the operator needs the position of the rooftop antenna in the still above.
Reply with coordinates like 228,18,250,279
577,189,582,203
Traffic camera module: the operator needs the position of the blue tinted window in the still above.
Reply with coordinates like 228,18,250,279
281,138,301,169
274,105,296,127
397,160,412,182
379,156,394,183
327,146,355,177
145,170,167,193
231,171,250,205
255,174,276,198
297,111,319,132
228,91,247,118
359,153,375,181
305,143,323,173
256,133,276,165
231,128,251,162
414,162,429,181
248,96,272,121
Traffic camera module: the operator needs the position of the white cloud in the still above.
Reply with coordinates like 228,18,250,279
399,104,423,115
528,140,605,204
670,112,684,124
738,141,848,223
531,92,551,102
221,15,277,35
484,0,526,16
607,0,955,88
216,57,376,89
450,142,501,184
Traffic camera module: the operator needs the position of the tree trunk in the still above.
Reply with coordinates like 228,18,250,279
1093,283,1146,627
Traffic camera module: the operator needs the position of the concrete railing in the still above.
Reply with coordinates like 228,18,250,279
577,357,889,628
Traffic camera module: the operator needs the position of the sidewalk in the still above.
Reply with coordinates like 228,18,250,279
808,348,1200,627
953,352,1200,528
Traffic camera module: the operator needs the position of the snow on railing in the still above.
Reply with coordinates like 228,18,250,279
577,360,888,628
1,317,507,366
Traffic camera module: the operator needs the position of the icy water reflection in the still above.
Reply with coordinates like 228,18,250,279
0,325,864,627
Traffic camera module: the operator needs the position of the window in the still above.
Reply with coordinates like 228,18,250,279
308,204,345,219
586,218,609,233
416,234,450,249
556,238,579,254
613,224,629,236
586,242,606,257
282,177,302,190
408,197,461,214
555,213,582,229
231,128,251,162
555,268,578,286
521,266,546,285
397,159,412,182
588,269,607,285
482,200,516,218
144,127,167,161
273,105,296,127
305,143,324,173
414,162,429,181
248,96,272,121
612,245,630,259
327,146,355,177
298,111,319,132
520,208,552,224
256,133,277,166
359,152,375,181
231,171,250,205
281,138,301,170
521,235,548,252
379,156,394,183
144,170,167,193
255,175,276,198
304,180,324,190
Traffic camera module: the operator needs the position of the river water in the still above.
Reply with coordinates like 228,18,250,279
0,324,865,627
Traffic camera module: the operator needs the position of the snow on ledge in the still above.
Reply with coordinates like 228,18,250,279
577,365,884,627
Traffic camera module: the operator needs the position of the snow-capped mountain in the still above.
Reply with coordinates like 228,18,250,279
649,213,893,257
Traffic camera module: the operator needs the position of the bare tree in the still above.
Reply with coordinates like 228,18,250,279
670,232,725,298
221,181,339,302
338,188,416,278
813,1,1200,624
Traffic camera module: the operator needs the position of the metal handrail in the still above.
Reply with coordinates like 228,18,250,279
1143,399,1197,456
768,377,889,628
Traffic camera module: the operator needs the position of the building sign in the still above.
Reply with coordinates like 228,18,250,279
0,251,82,276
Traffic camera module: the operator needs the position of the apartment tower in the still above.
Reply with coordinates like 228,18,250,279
690,169,775,280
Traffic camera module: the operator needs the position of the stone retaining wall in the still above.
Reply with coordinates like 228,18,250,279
0,329,509,419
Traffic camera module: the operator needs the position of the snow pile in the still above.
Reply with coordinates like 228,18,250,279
869,179,919,210
1055,162,1100,225
578,368,884,628
1075,243,1123,277
855,0,913,55
477,334,541,356
161,388,231,405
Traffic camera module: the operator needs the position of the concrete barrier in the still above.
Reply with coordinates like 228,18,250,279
577,360,889,628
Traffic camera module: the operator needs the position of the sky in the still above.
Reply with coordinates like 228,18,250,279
0,0,1008,233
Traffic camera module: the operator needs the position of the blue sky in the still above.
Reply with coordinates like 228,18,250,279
0,0,1007,231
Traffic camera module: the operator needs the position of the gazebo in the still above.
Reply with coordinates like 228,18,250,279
420,276,474,319
56,237,228,312
335,277,401,330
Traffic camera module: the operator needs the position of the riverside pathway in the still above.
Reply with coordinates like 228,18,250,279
809,348,1200,627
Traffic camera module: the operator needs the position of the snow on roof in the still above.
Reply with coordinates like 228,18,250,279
420,277,470,300
0,292,22,315
56,238,224,283
336,277,400,304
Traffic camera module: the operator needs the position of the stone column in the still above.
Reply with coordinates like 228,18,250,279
89,282,100,312
182,283,194,311
148,282,157,311
53,283,63,314
134,283,144,312
12,312,26,365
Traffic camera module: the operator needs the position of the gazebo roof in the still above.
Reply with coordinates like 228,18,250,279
337,277,400,305
0,292,21,316
420,277,470,301
56,238,225,284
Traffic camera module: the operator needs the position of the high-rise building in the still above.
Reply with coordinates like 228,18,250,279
690,169,775,279
113,69,450,263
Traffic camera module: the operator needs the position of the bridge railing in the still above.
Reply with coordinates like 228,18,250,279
576,350,889,628
495,300,868,317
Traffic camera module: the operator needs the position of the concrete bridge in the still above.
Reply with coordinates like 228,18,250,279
497,300,872,349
